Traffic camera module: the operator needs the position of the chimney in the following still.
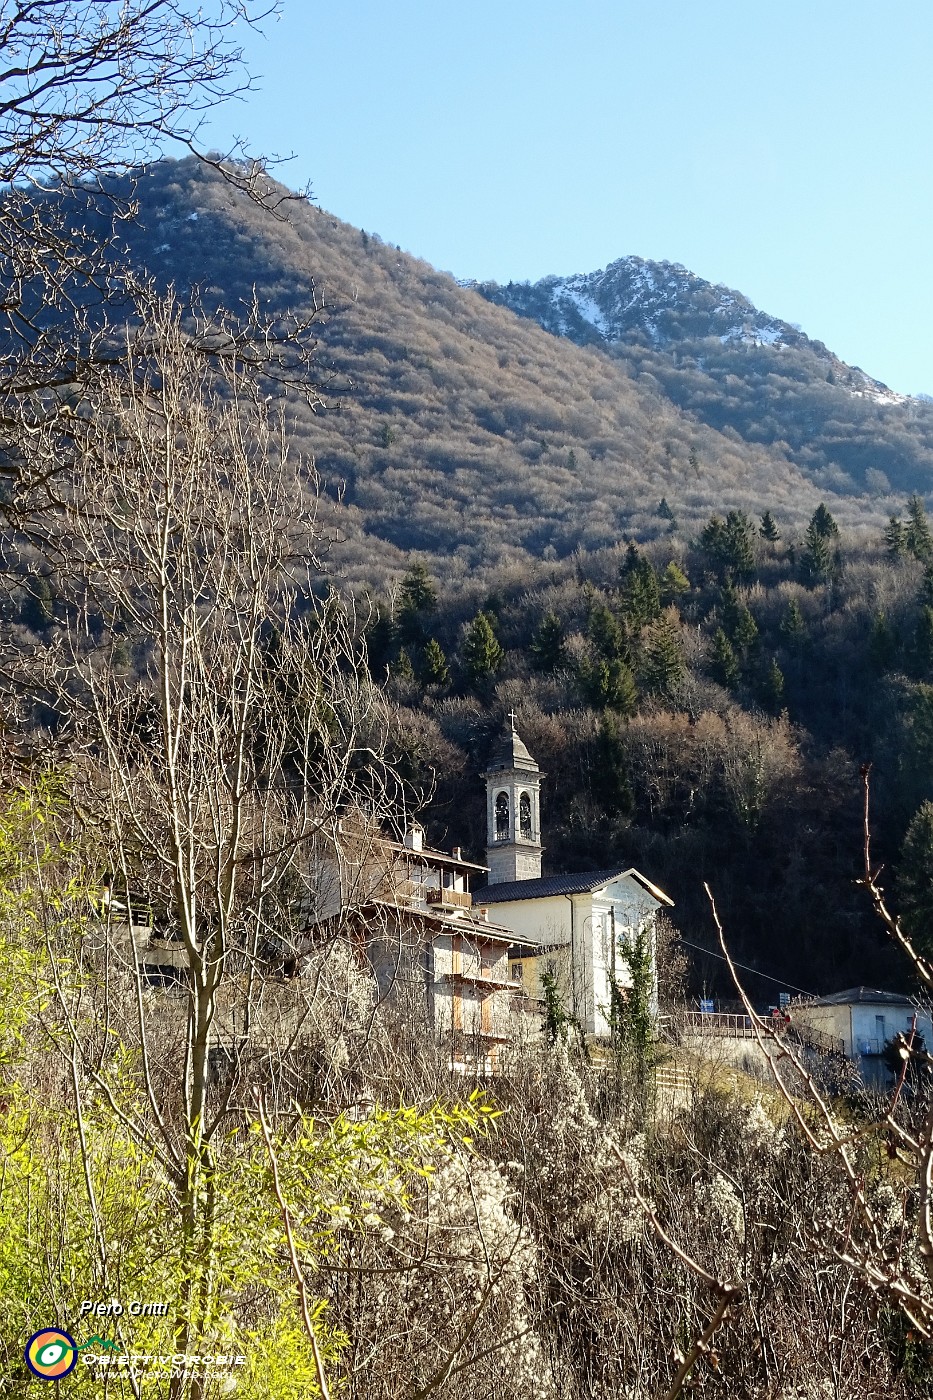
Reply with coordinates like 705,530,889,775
452,846,462,859
403,823,424,852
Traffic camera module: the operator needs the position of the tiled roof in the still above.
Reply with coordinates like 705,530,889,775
483,725,539,774
806,986,916,1007
474,867,673,905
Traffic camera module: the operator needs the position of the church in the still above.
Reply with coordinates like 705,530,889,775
472,717,673,1038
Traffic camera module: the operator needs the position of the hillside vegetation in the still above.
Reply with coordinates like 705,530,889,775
82,158,933,583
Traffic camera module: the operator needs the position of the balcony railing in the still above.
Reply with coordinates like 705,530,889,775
426,888,472,911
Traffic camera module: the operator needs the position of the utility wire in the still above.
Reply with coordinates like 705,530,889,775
675,936,818,999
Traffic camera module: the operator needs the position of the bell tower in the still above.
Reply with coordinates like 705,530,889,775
482,713,543,884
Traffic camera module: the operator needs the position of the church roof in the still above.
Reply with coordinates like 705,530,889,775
473,866,674,906
483,723,539,774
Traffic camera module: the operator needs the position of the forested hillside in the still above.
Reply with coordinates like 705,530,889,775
13,156,933,1000
475,258,933,496
70,157,933,583
367,499,933,1001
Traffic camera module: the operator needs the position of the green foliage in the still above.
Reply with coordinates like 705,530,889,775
759,510,780,542
898,800,933,954
577,655,637,715
886,514,908,560
462,611,504,681
593,713,635,819
397,562,438,644
587,598,625,660
779,598,808,648
759,656,785,713
530,611,567,672
541,969,569,1045
801,516,837,585
619,557,661,630
656,497,675,522
809,502,839,540
420,637,450,687
870,611,898,672
659,559,690,604
711,627,740,687
640,612,686,697
906,495,933,563
699,510,755,582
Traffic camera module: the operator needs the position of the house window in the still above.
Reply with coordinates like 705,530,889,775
519,791,532,838
495,791,509,840
511,963,523,982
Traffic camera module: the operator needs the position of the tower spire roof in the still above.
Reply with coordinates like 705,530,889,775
484,721,538,774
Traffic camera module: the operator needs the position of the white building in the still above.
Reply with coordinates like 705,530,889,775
793,986,933,1087
472,720,673,1038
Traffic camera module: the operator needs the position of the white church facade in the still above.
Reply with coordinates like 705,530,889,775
472,719,673,1038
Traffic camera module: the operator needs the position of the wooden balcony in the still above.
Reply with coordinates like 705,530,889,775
426,887,472,911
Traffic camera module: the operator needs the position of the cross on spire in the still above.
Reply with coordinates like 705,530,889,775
507,708,517,731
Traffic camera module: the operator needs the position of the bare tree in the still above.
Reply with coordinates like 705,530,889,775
9,295,397,1389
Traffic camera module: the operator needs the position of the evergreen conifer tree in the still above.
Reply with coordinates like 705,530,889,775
530,611,567,672
914,607,933,677
906,495,933,563
462,611,504,681
578,656,637,715
588,599,625,660
421,637,450,687
801,518,834,585
760,656,785,713
732,604,760,655
619,560,662,632
759,510,780,543
885,514,908,560
780,598,807,648
898,801,933,954
397,562,438,643
711,628,740,688
869,612,897,671
660,560,690,605
641,613,686,697
810,502,839,539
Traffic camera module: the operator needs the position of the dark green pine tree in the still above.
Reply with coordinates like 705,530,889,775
588,599,626,660
914,607,933,677
656,497,675,522
898,801,933,955
711,627,740,688
906,495,933,563
397,561,438,643
869,611,897,672
577,656,637,715
619,559,662,631
760,656,785,713
801,518,834,585
885,514,908,560
462,612,504,681
779,598,808,649
593,714,635,820
641,614,686,697
530,611,567,672
421,637,450,687
759,510,780,543
809,502,839,539
700,510,755,582
732,604,760,656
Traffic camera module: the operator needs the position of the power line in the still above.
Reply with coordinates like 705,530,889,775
675,936,818,999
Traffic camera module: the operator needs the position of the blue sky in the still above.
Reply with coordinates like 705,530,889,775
205,0,933,395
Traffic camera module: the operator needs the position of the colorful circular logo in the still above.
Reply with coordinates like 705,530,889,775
24,1329,78,1380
